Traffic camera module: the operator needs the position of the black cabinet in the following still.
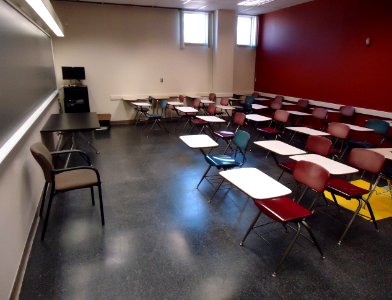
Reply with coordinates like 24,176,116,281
63,86,90,113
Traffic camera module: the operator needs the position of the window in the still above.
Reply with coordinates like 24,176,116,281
237,15,257,47
183,11,209,45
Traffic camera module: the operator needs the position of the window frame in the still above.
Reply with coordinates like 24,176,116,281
182,11,209,46
236,15,257,47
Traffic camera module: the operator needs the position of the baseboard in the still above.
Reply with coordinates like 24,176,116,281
9,208,40,300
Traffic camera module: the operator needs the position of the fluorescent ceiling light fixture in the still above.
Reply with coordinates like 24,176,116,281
25,0,64,37
237,0,275,6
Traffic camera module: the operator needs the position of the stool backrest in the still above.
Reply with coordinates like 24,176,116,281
233,130,251,152
220,97,229,106
233,112,246,127
297,99,309,110
207,103,216,115
312,107,328,120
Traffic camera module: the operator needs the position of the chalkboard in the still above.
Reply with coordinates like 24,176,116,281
0,0,57,147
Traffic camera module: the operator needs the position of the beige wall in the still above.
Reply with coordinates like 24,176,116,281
0,100,59,299
52,2,256,120
233,46,256,93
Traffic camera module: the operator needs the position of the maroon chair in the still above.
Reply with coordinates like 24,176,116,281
240,161,329,276
252,92,259,98
190,103,217,133
297,99,309,111
256,110,289,140
214,112,246,153
326,148,385,245
278,135,332,180
304,107,328,131
326,122,351,160
208,93,217,102
339,105,355,123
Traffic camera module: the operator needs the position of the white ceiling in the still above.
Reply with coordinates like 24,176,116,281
71,0,314,15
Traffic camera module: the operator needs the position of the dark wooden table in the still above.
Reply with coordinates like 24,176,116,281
41,113,100,153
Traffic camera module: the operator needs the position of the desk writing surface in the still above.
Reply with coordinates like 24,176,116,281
216,105,235,110
254,97,270,101
369,148,392,160
286,127,330,136
220,168,292,200
254,140,306,156
201,99,215,104
197,116,226,122
167,101,184,106
289,154,358,175
132,102,152,106
246,114,271,122
176,106,198,113
286,111,311,116
41,113,100,132
252,104,268,109
180,134,219,149
342,123,374,132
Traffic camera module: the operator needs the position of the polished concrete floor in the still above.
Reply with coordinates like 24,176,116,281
20,121,392,299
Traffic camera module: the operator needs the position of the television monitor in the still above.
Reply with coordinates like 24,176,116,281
62,66,85,80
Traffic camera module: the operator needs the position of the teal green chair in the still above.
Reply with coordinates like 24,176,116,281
196,130,251,200
145,99,168,132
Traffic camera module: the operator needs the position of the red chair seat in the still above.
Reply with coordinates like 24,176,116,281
214,131,235,139
278,161,297,174
254,197,312,223
191,119,208,124
326,178,369,199
256,127,280,135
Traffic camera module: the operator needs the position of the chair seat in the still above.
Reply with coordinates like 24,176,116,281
191,119,208,124
346,140,372,148
146,114,161,119
278,161,297,174
256,127,280,135
254,197,312,223
214,131,235,139
55,169,98,191
205,155,241,168
326,178,369,199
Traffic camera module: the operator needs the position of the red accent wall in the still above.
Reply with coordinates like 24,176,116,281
255,0,392,112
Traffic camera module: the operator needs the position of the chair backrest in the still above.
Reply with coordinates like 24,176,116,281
274,110,289,123
327,122,350,139
233,130,251,152
270,100,282,110
178,95,185,102
160,99,168,109
340,105,355,117
245,95,254,105
297,99,309,109
30,142,54,183
220,97,229,106
233,112,246,127
193,98,201,109
293,160,330,192
252,92,259,98
348,148,385,174
312,107,328,120
365,119,389,135
209,93,216,101
274,95,283,103
305,135,332,156
207,103,216,115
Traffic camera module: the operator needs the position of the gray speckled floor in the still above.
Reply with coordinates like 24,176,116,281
20,122,392,299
